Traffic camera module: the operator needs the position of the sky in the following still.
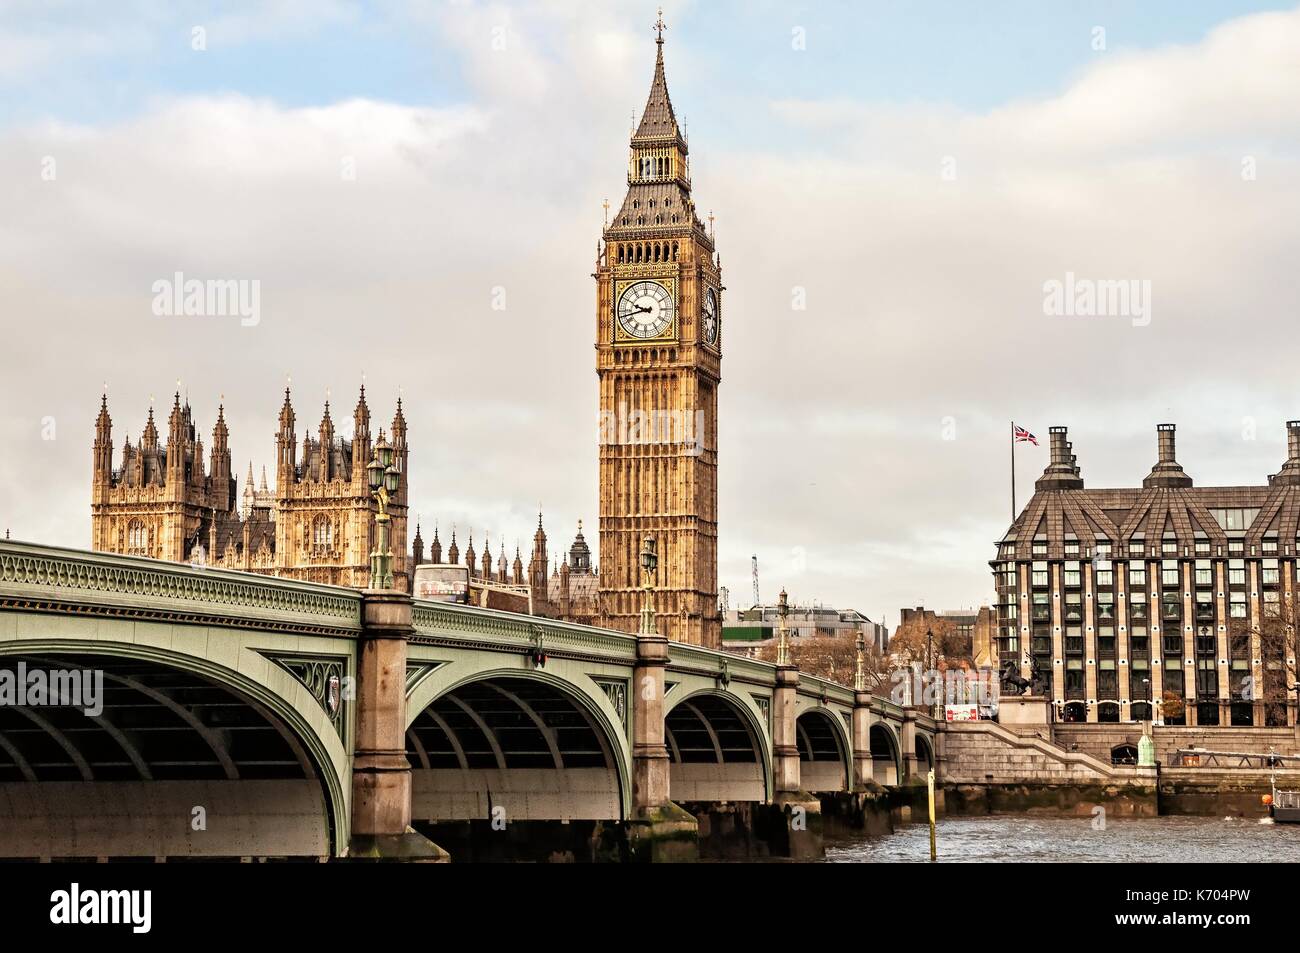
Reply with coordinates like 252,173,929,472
2,0,1299,629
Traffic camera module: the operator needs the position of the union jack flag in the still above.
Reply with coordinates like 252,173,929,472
1014,425,1038,446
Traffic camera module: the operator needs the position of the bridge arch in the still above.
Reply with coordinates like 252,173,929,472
869,721,902,785
405,667,631,822
0,639,350,860
795,707,851,792
665,689,770,804
915,732,935,774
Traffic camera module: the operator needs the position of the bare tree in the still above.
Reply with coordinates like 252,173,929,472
889,614,967,667
755,634,890,689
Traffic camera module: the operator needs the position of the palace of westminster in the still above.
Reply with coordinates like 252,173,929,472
89,26,724,648
79,23,1300,730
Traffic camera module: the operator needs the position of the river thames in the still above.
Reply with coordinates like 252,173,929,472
826,816,1300,863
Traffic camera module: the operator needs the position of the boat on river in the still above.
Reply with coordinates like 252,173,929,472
1270,786,1300,823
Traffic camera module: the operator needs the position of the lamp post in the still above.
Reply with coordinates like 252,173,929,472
366,432,400,590
638,535,657,636
926,627,936,718
854,632,867,691
776,588,791,666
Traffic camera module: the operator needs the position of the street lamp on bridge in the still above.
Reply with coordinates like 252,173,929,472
639,535,658,636
366,432,401,590
776,588,791,666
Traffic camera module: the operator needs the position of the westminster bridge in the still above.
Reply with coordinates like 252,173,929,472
0,540,937,861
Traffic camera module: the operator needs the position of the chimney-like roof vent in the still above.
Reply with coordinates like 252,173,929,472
1035,425,1084,491
1142,423,1193,488
1273,420,1300,486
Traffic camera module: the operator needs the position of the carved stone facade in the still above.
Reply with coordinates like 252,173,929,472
596,32,721,648
91,386,410,591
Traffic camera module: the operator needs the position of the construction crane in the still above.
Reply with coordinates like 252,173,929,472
751,554,760,609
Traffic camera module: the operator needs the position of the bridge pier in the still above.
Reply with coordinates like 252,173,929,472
814,692,896,838
626,629,698,862
765,664,823,859
900,709,921,781
348,590,448,862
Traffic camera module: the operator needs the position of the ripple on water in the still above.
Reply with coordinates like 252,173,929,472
824,815,1300,863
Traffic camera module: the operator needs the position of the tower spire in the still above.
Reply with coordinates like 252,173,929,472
633,13,680,144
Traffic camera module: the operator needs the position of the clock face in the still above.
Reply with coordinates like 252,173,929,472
702,288,719,346
617,280,675,339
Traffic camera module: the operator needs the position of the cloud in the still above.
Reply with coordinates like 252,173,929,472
1,3,1298,627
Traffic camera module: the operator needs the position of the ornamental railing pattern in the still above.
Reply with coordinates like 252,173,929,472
412,600,637,659
0,541,362,630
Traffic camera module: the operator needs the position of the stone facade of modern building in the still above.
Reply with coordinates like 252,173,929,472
992,421,1300,727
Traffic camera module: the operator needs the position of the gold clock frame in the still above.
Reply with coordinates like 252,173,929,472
701,283,721,351
613,276,679,346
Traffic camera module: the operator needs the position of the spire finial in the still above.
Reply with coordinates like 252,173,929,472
602,198,610,227
654,7,666,43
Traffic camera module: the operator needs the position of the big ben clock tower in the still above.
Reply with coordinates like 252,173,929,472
596,16,722,648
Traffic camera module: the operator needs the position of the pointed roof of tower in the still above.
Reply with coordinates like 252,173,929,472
633,15,681,145
391,396,407,441
167,390,183,430
279,386,295,430
607,21,710,247
142,405,158,444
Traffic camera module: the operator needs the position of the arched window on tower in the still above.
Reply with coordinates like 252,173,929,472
312,514,333,553
127,519,147,554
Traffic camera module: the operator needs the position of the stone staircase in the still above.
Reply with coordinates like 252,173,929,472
943,720,1139,784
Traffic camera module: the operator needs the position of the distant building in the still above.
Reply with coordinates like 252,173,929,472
722,603,888,654
411,515,599,626
897,605,995,666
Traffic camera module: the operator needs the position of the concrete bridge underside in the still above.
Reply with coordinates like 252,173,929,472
0,653,334,860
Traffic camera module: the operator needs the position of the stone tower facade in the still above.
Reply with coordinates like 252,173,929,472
91,385,410,591
595,28,722,648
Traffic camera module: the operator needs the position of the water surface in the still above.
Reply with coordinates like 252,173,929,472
826,815,1300,863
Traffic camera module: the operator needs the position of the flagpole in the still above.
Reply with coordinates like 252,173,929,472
1011,421,1016,525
